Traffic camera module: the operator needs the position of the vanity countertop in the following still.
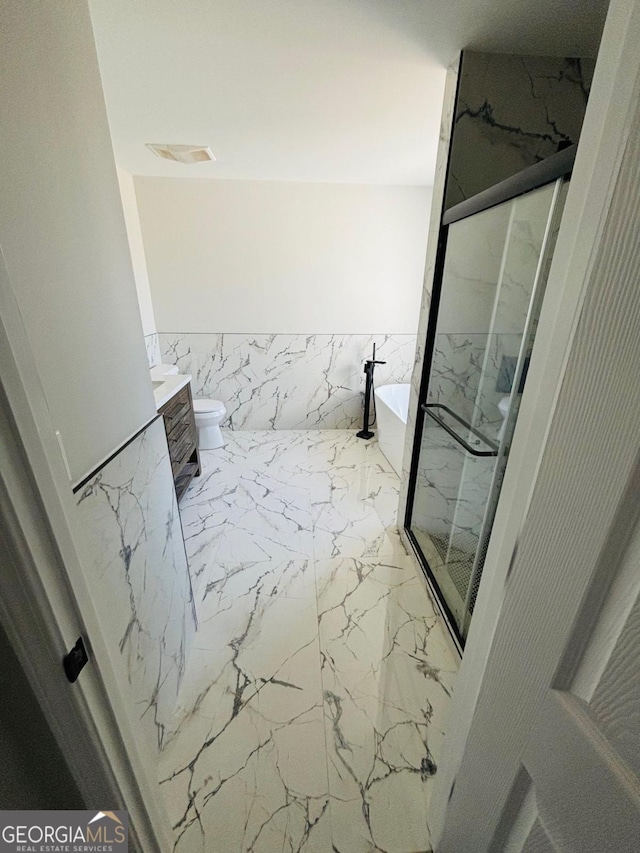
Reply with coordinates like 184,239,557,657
153,373,192,410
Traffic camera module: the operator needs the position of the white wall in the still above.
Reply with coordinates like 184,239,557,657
0,0,156,484
117,168,156,336
135,177,431,334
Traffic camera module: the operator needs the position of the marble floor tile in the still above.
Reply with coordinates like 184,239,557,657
178,498,230,600
162,697,330,853
309,459,405,561
177,446,246,599
159,554,329,853
162,430,458,852
316,556,456,853
304,429,396,476
213,471,314,563
202,429,313,474
312,493,406,561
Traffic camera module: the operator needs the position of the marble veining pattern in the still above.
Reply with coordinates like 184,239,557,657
446,53,594,208
74,417,196,763
428,333,486,426
427,332,523,444
159,429,457,851
145,331,161,367
159,333,417,430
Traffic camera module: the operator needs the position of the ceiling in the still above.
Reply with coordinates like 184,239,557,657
89,0,608,186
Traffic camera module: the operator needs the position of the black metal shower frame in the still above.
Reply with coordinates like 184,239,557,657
404,144,577,652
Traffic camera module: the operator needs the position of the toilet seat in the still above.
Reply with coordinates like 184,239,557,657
194,398,225,415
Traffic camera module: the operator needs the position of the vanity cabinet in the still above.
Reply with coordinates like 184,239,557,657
158,382,200,502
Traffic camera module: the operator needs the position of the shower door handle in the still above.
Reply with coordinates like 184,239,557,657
420,403,499,457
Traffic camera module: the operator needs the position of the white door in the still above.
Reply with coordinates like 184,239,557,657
433,1,640,849
0,252,169,851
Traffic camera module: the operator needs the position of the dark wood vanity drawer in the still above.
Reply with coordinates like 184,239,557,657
165,401,190,434
158,380,200,502
169,423,196,472
172,435,197,477
163,389,191,434
167,417,189,445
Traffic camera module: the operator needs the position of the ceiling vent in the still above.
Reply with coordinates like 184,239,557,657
146,143,215,164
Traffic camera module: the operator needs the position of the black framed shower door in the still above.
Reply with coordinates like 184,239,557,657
404,148,574,649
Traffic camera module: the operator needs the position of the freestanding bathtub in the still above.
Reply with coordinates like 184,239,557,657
374,383,410,476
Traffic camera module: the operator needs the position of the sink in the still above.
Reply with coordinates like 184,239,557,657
152,380,165,390
150,363,179,381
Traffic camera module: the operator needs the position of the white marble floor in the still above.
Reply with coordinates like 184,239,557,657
159,430,458,853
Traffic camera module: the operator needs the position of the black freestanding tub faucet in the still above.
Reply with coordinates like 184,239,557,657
357,344,386,440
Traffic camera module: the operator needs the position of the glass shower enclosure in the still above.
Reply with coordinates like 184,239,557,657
406,152,572,648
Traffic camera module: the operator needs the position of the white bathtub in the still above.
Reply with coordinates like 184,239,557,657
374,383,410,476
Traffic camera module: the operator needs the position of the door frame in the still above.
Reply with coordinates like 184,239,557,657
0,248,171,851
429,0,640,846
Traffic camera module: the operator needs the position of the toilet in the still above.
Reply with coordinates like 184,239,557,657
194,399,227,449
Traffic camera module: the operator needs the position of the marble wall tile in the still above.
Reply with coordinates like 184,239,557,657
428,333,487,424
158,332,417,430
74,417,196,764
472,332,524,440
145,332,161,367
446,53,594,208
427,331,523,443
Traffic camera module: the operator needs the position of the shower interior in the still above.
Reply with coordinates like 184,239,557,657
408,174,569,646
